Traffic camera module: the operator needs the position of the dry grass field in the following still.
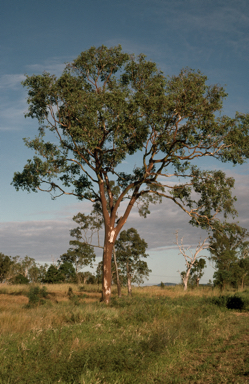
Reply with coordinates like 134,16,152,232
0,284,248,383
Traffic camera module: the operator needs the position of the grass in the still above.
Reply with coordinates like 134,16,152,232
0,284,248,383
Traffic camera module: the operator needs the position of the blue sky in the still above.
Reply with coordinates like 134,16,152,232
0,0,249,284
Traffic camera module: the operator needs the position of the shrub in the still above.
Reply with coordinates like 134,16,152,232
11,274,29,285
26,286,48,308
210,293,249,311
226,295,244,310
68,286,80,306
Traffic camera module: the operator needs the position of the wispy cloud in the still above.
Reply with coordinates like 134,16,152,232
0,220,72,261
0,98,28,131
0,74,26,89
25,57,72,76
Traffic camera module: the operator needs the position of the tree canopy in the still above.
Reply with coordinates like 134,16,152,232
12,45,249,303
209,222,249,289
115,227,151,295
0,253,13,283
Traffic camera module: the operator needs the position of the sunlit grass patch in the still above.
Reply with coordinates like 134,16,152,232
0,284,248,382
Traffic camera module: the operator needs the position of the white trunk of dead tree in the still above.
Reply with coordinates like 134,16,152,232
176,231,210,291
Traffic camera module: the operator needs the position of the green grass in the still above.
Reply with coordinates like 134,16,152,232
0,286,249,383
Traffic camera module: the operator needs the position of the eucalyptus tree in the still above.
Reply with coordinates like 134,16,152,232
12,45,249,303
189,258,207,287
59,212,98,282
0,253,12,283
115,228,150,295
209,222,249,290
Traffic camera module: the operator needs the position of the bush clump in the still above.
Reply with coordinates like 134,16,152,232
68,286,80,306
210,293,249,311
10,274,29,285
25,286,48,308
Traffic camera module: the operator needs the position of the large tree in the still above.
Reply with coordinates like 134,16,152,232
12,45,249,303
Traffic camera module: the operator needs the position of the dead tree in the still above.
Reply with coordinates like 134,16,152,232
176,231,210,291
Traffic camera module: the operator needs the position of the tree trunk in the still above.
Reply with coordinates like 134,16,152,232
182,269,191,291
127,276,132,296
222,281,226,291
183,278,188,291
241,273,247,290
127,262,132,296
196,278,200,287
113,246,121,298
102,240,114,304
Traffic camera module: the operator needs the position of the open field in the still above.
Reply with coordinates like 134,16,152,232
0,284,249,383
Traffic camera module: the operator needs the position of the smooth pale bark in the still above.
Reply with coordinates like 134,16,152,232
127,263,132,296
182,269,191,291
176,232,209,292
241,272,248,289
102,240,114,304
113,247,122,298
99,180,138,304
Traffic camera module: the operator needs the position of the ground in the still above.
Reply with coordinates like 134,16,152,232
0,284,248,383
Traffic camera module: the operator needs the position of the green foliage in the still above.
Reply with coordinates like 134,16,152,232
1,290,249,383
26,286,48,308
60,212,98,272
60,243,95,271
115,228,151,288
42,264,62,283
10,273,29,284
12,45,249,233
2,255,47,284
209,222,249,289
0,252,12,282
210,293,249,311
11,44,249,302
189,258,207,287
42,262,76,283
67,286,80,305
59,261,76,282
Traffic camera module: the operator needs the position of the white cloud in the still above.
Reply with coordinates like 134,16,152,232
0,220,72,262
0,98,28,131
0,74,26,89
25,58,70,77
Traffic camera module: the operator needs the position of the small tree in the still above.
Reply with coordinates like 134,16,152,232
176,231,209,291
65,208,123,296
4,255,39,283
77,270,96,284
10,274,29,285
209,222,249,290
42,264,62,284
0,253,13,283
12,45,249,303
59,261,76,282
237,257,249,289
189,258,207,287
115,228,151,296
